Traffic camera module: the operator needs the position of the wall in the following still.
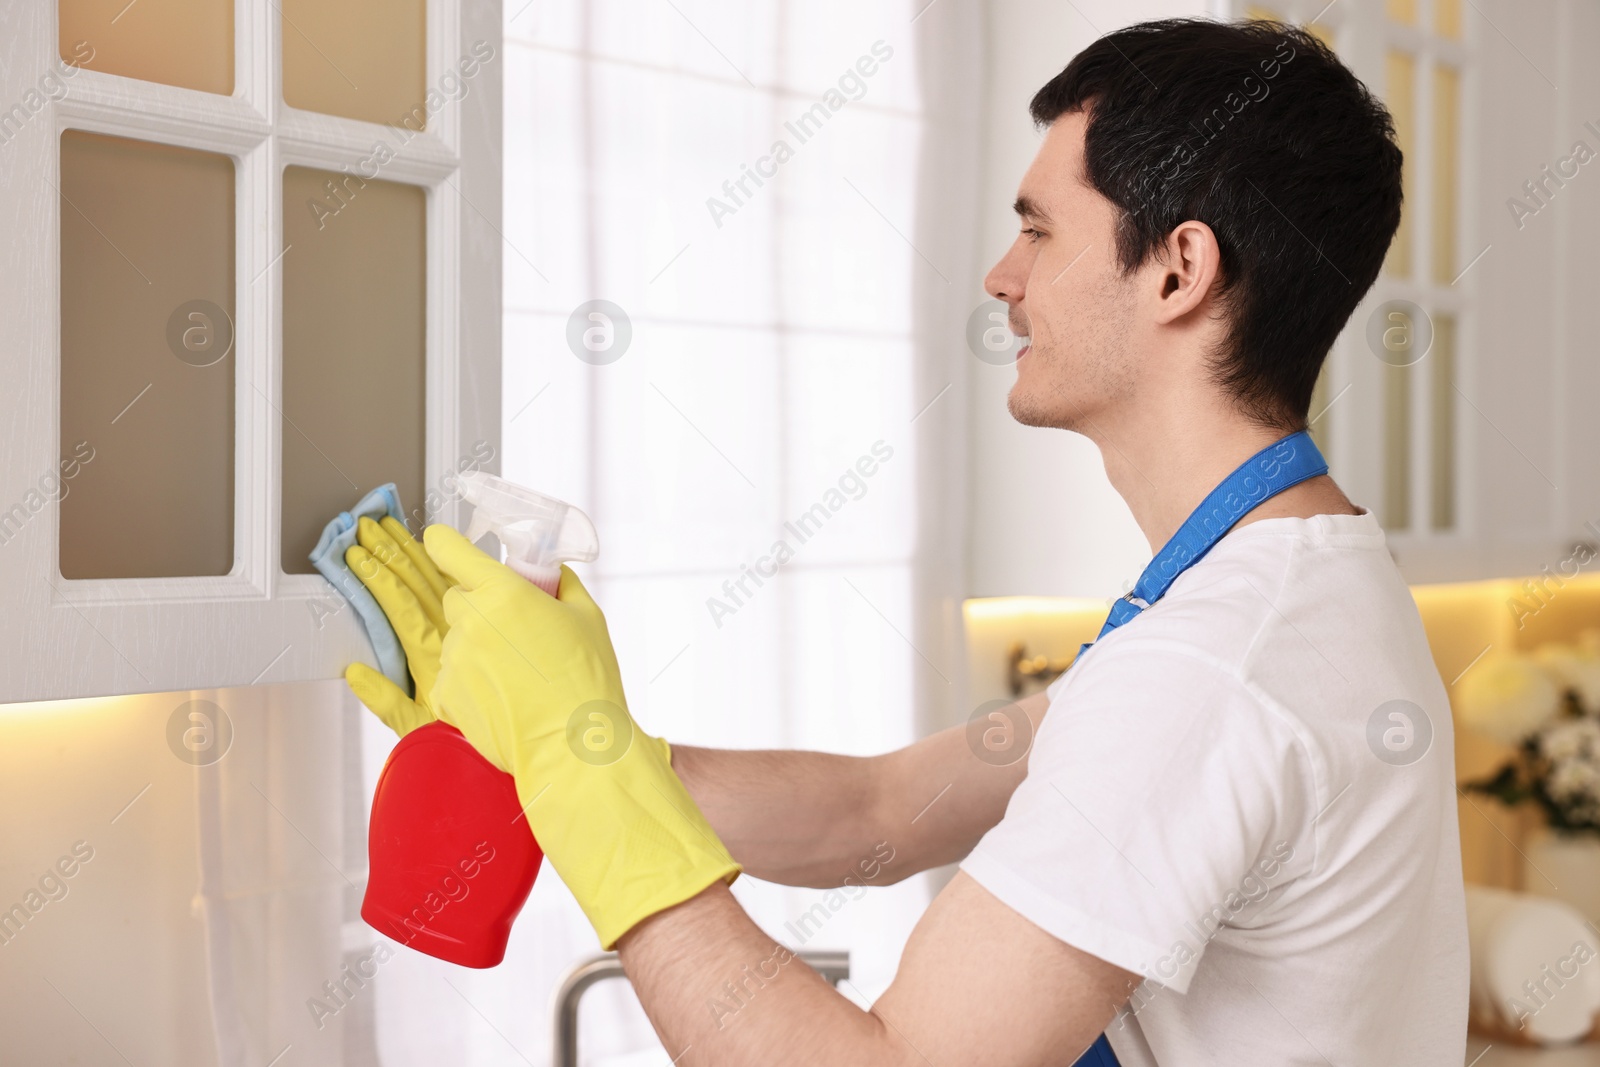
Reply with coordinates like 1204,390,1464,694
0,681,364,1066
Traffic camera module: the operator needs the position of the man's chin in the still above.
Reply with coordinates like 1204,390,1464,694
1006,385,1063,429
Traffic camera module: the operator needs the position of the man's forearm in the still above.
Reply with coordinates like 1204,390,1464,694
616,865,1131,1067
670,745,894,887
616,880,916,1067
668,691,1048,889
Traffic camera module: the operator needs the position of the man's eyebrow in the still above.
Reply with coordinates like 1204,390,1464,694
1013,195,1051,223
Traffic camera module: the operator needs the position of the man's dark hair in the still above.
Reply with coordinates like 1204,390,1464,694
1030,18,1403,430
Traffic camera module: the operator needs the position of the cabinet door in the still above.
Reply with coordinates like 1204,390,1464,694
1296,0,1597,583
0,1,501,702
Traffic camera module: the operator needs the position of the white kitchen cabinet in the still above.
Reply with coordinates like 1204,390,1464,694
1310,0,1600,586
0,1,502,702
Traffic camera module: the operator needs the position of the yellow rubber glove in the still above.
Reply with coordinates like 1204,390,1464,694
342,516,451,737
421,523,739,949
342,516,676,770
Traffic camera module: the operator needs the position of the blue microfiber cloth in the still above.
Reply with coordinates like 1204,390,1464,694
310,482,411,695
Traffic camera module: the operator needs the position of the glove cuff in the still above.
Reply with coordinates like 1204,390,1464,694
593,857,742,950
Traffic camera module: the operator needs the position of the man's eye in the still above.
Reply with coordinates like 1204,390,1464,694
1021,227,1044,242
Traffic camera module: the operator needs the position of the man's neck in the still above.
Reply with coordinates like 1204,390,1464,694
1091,410,1357,554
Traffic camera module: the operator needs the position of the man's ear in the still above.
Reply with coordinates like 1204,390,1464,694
1152,220,1222,325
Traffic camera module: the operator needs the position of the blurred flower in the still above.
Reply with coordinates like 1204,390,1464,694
1464,645,1600,834
1542,718,1600,765
1541,719,1600,826
1454,650,1560,745
1536,642,1600,713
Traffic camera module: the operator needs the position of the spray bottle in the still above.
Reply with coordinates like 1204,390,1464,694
360,473,599,968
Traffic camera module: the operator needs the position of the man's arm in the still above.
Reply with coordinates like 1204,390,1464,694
670,689,1051,888
617,868,1136,1066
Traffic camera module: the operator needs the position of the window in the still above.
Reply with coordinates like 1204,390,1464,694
401,1,939,1059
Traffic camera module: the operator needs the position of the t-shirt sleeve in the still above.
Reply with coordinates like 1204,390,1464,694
960,637,1313,995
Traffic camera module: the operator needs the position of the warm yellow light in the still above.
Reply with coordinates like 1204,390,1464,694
962,595,1108,623
965,570,1600,671
0,691,146,724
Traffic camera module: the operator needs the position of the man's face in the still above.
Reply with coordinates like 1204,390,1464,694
984,111,1145,432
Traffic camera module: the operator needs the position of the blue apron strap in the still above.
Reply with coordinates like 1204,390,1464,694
1072,1033,1121,1066
1062,430,1327,1067
1092,430,1327,646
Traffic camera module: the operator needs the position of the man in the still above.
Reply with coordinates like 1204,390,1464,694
347,17,1467,1065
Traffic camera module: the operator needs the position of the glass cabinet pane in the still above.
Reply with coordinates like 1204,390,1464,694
1383,361,1412,532
1383,51,1416,279
1430,314,1457,530
1431,65,1461,285
1436,0,1463,39
282,0,427,128
59,0,233,96
280,166,426,574
59,130,236,578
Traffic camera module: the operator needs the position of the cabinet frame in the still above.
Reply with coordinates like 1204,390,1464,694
0,1,502,702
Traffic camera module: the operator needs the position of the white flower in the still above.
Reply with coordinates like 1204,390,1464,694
1539,719,1600,826
1534,643,1600,714
1454,651,1560,745
1540,718,1600,762
1546,752,1600,795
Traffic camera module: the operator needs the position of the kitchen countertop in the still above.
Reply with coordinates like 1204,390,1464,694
1469,1038,1600,1064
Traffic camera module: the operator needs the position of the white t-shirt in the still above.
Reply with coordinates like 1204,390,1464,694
960,508,1468,1066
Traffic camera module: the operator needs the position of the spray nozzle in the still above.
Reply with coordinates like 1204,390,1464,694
457,471,599,595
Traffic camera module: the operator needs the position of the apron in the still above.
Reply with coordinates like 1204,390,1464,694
1066,429,1329,1067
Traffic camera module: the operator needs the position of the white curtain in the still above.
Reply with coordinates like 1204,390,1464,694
374,1,983,1063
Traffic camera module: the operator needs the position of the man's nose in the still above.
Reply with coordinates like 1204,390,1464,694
985,247,1027,306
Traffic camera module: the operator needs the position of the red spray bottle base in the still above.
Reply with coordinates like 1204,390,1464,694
361,721,544,968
